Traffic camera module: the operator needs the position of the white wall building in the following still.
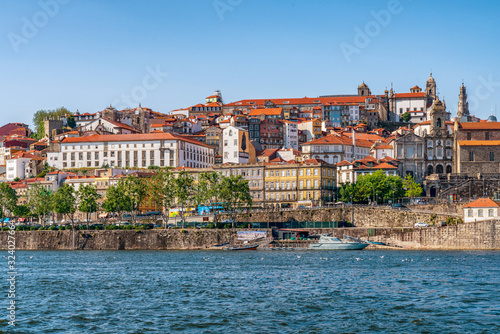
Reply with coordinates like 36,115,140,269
6,157,30,181
47,133,214,170
463,198,500,223
349,105,360,122
283,121,298,150
222,126,251,164
301,134,372,164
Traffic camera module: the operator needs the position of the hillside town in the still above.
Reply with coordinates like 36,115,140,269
1,74,499,222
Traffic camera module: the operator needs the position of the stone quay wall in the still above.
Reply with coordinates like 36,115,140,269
1,221,499,250
236,206,460,228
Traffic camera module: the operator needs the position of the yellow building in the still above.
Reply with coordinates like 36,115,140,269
264,159,336,209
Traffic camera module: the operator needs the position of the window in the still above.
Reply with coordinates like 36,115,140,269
486,132,490,140
469,151,474,162
488,209,494,217
467,132,471,140
490,152,495,161
314,169,319,176
478,209,483,217
299,169,304,176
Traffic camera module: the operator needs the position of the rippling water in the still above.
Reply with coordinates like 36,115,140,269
1,250,499,333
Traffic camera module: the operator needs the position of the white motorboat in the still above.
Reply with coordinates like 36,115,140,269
309,235,369,250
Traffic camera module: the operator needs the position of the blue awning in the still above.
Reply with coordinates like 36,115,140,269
4,218,10,222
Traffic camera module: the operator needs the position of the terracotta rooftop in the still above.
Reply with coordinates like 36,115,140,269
463,198,500,208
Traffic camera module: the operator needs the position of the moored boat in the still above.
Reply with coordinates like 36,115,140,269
226,244,259,251
309,235,369,250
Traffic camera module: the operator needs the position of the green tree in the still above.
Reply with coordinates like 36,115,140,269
402,174,423,200
173,171,194,228
52,184,77,224
121,175,147,223
32,107,71,139
77,184,101,227
66,114,77,128
102,183,132,220
219,175,252,227
0,183,18,224
385,175,405,203
149,169,175,228
27,184,54,225
200,172,222,225
339,183,356,203
401,112,412,123
13,205,31,219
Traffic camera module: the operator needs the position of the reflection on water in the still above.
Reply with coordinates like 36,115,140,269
1,250,499,333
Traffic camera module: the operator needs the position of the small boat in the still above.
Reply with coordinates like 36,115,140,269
226,244,259,251
365,240,386,245
212,242,230,248
309,235,369,250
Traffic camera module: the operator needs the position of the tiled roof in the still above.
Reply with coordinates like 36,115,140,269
247,108,282,116
60,133,213,149
375,145,393,149
463,198,500,208
459,122,500,130
336,160,352,167
393,92,425,98
457,140,500,146
226,95,375,107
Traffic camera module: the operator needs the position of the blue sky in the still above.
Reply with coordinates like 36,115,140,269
1,0,500,127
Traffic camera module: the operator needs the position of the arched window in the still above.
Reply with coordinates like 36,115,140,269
436,165,444,174
427,165,434,175
437,118,442,127
446,165,452,174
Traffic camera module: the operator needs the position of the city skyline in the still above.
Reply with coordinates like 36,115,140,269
2,0,500,126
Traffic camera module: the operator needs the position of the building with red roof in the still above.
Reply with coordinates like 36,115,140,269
47,132,215,170
463,198,500,223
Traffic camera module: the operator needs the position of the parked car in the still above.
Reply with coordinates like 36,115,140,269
414,222,430,227
391,203,403,208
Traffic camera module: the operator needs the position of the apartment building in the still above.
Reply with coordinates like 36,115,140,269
47,133,215,170
264,159,336,208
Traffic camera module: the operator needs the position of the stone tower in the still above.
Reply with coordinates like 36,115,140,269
430,96,447,136
457,83,469,119
425,73,437,106
357,82,371,96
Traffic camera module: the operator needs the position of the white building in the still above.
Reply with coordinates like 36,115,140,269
463,198,500,223
283,121,298,150
370,143,395,160
301,133,372,164
348,104,360,123
6,153,46,181
79,118,138,135
336,156,398,187
47,133,214,170
222,126,254,164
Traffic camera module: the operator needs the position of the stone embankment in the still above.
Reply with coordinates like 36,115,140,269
234,205,462,228
1,221,499,250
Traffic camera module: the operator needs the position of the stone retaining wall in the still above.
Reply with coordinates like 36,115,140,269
1,221,499,250
237,206,458,227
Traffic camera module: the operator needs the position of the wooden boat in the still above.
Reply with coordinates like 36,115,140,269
226,244,259,251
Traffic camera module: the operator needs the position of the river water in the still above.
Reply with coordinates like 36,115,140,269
1,250,499,333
